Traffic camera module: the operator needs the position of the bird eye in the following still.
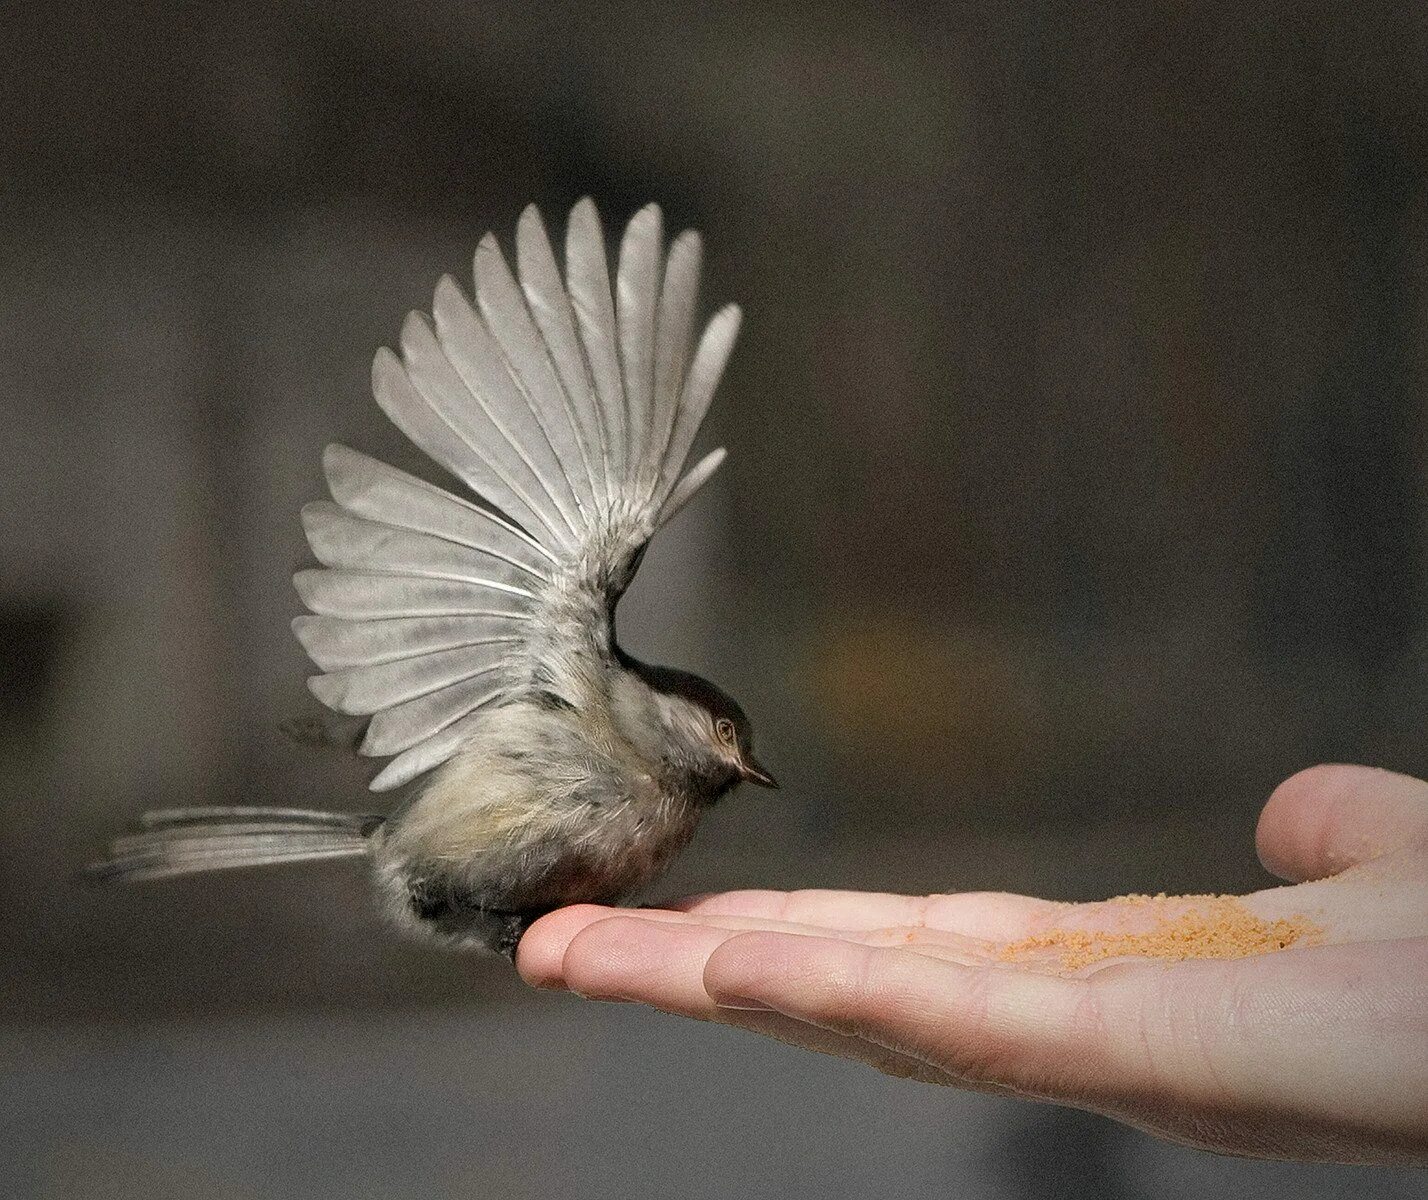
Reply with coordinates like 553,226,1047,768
715,718,736,745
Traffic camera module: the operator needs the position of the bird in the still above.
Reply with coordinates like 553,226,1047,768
85,198,777,958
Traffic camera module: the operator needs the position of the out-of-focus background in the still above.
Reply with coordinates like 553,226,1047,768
3,2,1426,1196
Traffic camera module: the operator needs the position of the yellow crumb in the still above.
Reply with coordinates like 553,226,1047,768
996,894,1323,971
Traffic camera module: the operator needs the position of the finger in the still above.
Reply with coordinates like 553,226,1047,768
516,904,616,987
701,930,1160,1103
669,888,1064,941
560,916,741,1011
516,905,789,991
1257,764,1428,882
516,905,995,990
543,916,972,1087
635,906,1000,958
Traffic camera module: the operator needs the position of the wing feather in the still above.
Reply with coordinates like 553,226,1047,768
369,709,489,792
565,199,630,487
644,229,702,491
616,203,662,492
322,444,554,573
659,447,728,527
292,615,527,671
431,273,584,540
372,346,554,547
360,671,507,757
657,303,742,504
399,313,574,549
300,503,539,596
294,570,533,622
307,642,514,715
515,205,612,507
473,234,599,518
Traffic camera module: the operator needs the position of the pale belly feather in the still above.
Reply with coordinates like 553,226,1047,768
369,701,704,954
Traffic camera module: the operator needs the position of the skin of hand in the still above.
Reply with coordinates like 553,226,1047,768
517,764,1428,1165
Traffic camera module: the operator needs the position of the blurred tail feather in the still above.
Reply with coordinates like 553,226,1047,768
82,806,381,884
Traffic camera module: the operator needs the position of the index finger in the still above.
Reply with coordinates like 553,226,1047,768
668,888,1065,941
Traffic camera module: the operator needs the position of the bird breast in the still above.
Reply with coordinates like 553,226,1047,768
377,699,703,903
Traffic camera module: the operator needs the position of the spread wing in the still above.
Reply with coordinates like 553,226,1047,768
292,199,741,791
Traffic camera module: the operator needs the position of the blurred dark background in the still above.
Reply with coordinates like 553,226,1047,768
3,2,1427,1196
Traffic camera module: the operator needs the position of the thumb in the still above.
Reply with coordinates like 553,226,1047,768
1256,764,1428,883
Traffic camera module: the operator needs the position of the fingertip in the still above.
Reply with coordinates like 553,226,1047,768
702,929,844,1009
1257,765,1340,881
554,918,620,998
515,904,620,988
1257,764,1428,881
701,928,772,990
557,914,674,999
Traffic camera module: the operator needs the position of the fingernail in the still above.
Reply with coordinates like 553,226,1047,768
713,996,770,1011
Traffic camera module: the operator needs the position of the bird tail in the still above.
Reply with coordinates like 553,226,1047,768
81,807,384,884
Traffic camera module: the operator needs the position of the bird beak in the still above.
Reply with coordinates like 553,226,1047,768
739,755,780,789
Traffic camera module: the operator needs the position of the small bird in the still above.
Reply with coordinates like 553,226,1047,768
87,199,776,957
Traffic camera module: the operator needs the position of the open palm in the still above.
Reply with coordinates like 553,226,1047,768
518,765,1428,1165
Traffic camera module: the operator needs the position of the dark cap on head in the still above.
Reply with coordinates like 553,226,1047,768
619,655,777,789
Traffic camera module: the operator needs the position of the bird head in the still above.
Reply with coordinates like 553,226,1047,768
619,661,778,796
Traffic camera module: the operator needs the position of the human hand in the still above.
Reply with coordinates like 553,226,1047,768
517,765,1428,1165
